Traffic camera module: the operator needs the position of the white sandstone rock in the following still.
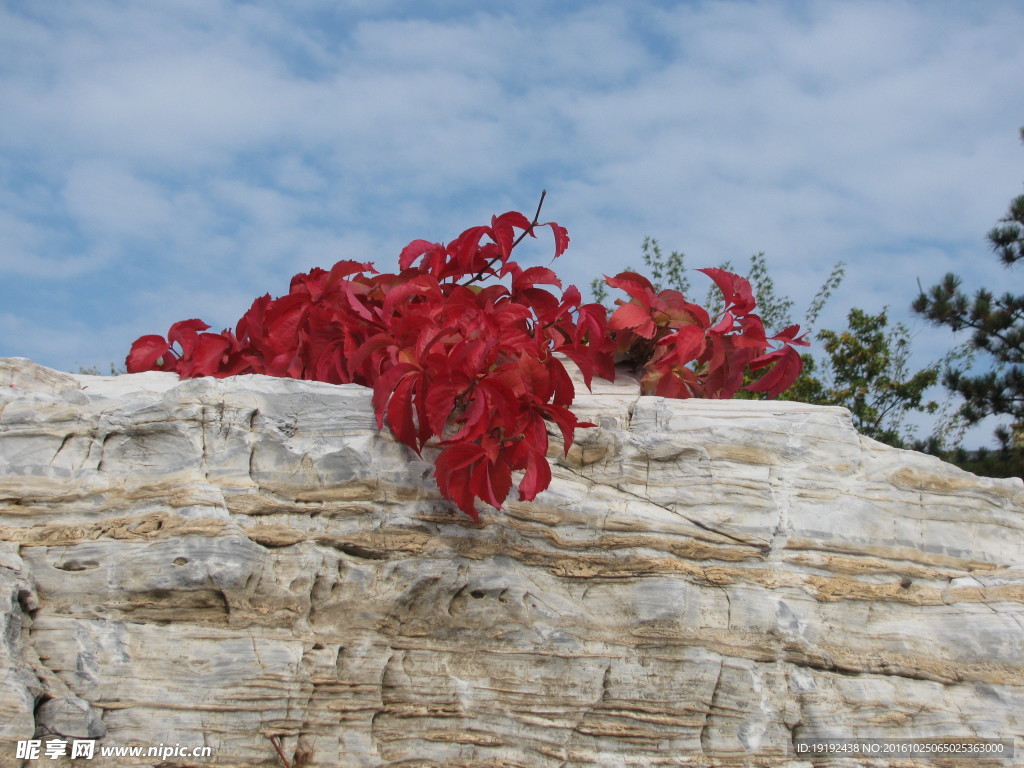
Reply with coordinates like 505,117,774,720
0,356,1021,767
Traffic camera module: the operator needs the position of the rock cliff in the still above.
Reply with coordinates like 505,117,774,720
0,356,1021,767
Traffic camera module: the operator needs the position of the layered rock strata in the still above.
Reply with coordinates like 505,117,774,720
0,356,1021,767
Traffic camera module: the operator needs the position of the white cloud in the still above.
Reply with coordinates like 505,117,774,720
273,155,328,194
63,161,175,239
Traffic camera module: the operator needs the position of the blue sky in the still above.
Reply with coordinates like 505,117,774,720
2,1,1023,446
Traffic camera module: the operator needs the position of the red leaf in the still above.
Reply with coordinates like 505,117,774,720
168,319,210,359
372,363,417,431
770,323,811,346
291,267,327,301
697,268,757,315
126,335,171,373
745,345,803,398
736,314,767,348
448,225,491,273
425,379,466,437
472,454,512,509
513,266,561,292
653,365,700,398
702,334,756,399
544,221,570,258
398,240,439,271
608,302,657,339
444,387,490,444
343,282,379,324
518,449,552,502
263,294,309,354
516,287,559,318
512,354,552,400
548,355,575,407
435,444,483,520
447,338,491,377
748,344,787,371
663,292,712,329
186,333,231,377
382,273,441,319
517,412,549,459
491,211,531,257
494,210,532,230
573,301,611,343
555,344,595,389
671,323,707,365
437,442,486,472
236,294,271,344
387,374,421,451
536,404,589,455
709,311,734,335
329,259,375,278
604,271,656,306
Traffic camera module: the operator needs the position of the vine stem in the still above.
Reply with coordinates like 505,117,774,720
266,734,291,768
464,190,548,286
511,189,548,251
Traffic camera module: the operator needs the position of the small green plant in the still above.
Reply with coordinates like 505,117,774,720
76,363,127,376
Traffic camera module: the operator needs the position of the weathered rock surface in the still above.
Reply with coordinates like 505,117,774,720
0,355,1022,767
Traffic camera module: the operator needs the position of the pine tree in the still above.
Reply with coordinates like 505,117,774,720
912,126,1024,459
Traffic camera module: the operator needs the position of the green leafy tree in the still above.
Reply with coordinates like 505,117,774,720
912,126,1024,476
800,308,970,449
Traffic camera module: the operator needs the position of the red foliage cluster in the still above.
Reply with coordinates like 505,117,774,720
127,203,807,520
606,269,807,399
